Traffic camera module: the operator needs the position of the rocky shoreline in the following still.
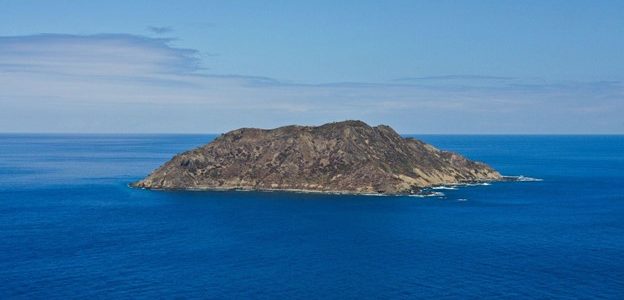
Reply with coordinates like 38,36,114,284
131,179,506,196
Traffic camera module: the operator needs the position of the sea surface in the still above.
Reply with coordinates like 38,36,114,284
1,134,623,299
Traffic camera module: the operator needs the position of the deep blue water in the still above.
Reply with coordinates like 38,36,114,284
1,134,623,299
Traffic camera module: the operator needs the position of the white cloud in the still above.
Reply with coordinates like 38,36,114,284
0,34,622,133
0,34,199,76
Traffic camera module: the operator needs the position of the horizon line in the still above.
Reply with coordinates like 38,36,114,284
1,132,622,136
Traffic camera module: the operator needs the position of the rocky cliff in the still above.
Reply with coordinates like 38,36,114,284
132,120,501,194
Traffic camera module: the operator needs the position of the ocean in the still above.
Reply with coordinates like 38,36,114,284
1,134,623,299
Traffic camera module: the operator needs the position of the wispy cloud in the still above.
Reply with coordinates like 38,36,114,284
0,33,622,133
0,34,199,76
395,75,515,82
147,26,173,35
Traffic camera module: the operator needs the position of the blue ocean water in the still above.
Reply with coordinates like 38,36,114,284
1,134,623,299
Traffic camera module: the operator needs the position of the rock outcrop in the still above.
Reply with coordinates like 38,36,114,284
132,120,501,194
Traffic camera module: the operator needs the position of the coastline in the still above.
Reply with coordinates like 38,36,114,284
128,177,535,197
129,175,541,196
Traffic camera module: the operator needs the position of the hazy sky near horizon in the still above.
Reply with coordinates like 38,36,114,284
1,0,623,133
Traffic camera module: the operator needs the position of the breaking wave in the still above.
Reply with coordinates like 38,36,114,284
503,175,543,182
462,182,491,186
431,186,458,190
409,191,445,198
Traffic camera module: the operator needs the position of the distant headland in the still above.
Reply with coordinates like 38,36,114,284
132,120,502,195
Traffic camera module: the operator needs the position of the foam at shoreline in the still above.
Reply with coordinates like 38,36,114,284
503,175,544,182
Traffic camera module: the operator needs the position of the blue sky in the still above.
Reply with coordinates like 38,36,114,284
1,0,623,133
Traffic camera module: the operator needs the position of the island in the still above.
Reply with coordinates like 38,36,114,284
132,120,502,195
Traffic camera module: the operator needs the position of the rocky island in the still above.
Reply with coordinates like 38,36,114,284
132,120,502,195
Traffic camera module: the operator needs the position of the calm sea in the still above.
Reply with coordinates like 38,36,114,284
1,134,623,299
